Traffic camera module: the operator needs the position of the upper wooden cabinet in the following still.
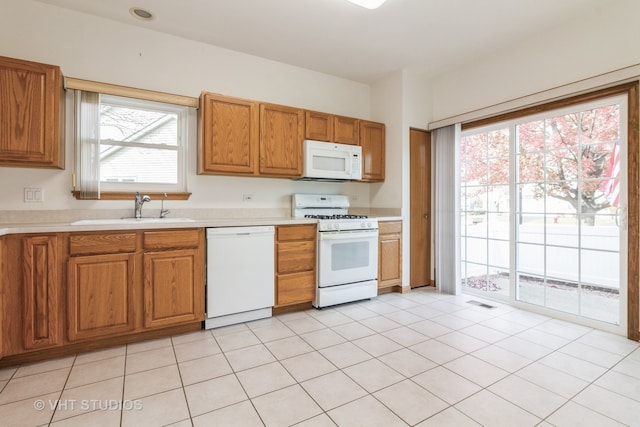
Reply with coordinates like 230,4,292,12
305,111,333,142
199,94,305,178
199,93,259,175
334,116,359,145
305,111,359,145
359,120,385,182
0,56,64,169
259,103,304,177
198,93,385,181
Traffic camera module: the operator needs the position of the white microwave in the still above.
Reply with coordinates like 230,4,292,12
301,140,362,181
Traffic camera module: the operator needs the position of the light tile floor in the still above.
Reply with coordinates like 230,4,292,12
1,287,639,426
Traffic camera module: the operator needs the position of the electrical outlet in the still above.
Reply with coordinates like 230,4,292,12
24,187,44,203
243,194,253,202
351,195,358,201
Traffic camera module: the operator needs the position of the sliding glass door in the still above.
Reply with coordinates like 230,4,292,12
460,95,627,329
460,127,511,301
515,101,625,324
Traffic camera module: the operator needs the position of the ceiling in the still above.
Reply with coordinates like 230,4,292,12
37,0,608,84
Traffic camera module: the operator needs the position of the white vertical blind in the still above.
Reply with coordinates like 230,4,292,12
434,124,461,294
76,91,101,199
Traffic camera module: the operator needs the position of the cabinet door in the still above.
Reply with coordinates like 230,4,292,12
0,56,63,168
334,116,359,145
359,120,385,181
67,253,136,341
305,111,333,142
143,249,204,328
378,221,402,290
0,237,3,358
199,93,259,175
259,103,304,177
22,235,62,350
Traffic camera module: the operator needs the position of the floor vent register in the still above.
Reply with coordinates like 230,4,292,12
466,300,496,309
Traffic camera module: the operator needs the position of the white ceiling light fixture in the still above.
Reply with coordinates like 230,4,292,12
346,0,387,10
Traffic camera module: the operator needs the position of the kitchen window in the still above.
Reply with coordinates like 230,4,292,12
71,81,196,199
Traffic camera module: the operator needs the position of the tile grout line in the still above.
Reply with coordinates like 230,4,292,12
171,333,196,427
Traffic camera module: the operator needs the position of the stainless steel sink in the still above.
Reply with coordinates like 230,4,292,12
71,217,195,225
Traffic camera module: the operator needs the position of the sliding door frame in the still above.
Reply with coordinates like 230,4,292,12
462,82,639,341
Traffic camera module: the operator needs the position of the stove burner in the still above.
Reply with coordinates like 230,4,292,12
304,214,368,220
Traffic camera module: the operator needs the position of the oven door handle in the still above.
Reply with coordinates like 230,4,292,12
318,229,379,240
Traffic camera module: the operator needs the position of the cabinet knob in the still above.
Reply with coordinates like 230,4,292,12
424,214,430,220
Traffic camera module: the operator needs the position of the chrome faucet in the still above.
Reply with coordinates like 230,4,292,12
134,192,151,219
160,192,170,219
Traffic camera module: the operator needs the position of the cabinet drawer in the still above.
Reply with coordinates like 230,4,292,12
277,241,315,274
69,233,136,255
379,220,402,235
143,229,201,250
276,271,316,306
276,224,316,241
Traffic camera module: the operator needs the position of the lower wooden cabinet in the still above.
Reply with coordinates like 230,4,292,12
143,229,204,328
67,253,136,342
22,235,63,350
0,228,204,364
378,220,402,291
0,236,3,359
275,224,316,307
1,234,64,357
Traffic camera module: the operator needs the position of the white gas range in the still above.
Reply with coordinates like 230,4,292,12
292,194,378,308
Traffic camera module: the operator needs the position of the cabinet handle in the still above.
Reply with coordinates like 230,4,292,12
424,214,430,220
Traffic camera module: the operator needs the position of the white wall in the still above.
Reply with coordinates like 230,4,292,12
370,71,403,210
0,0,377,213
369,70,431,286
427,0,640,124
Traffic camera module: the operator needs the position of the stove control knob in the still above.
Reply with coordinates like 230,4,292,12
367,222,372,228
361,222,366,228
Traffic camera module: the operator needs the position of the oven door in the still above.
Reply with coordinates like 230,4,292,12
317,229,378,287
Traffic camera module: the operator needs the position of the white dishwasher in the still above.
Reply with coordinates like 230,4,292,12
205,226,275,329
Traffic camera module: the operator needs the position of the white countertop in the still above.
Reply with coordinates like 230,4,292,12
0,217,314,236
0,216,402,236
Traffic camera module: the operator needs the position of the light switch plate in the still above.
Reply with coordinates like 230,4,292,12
24,187,44,203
